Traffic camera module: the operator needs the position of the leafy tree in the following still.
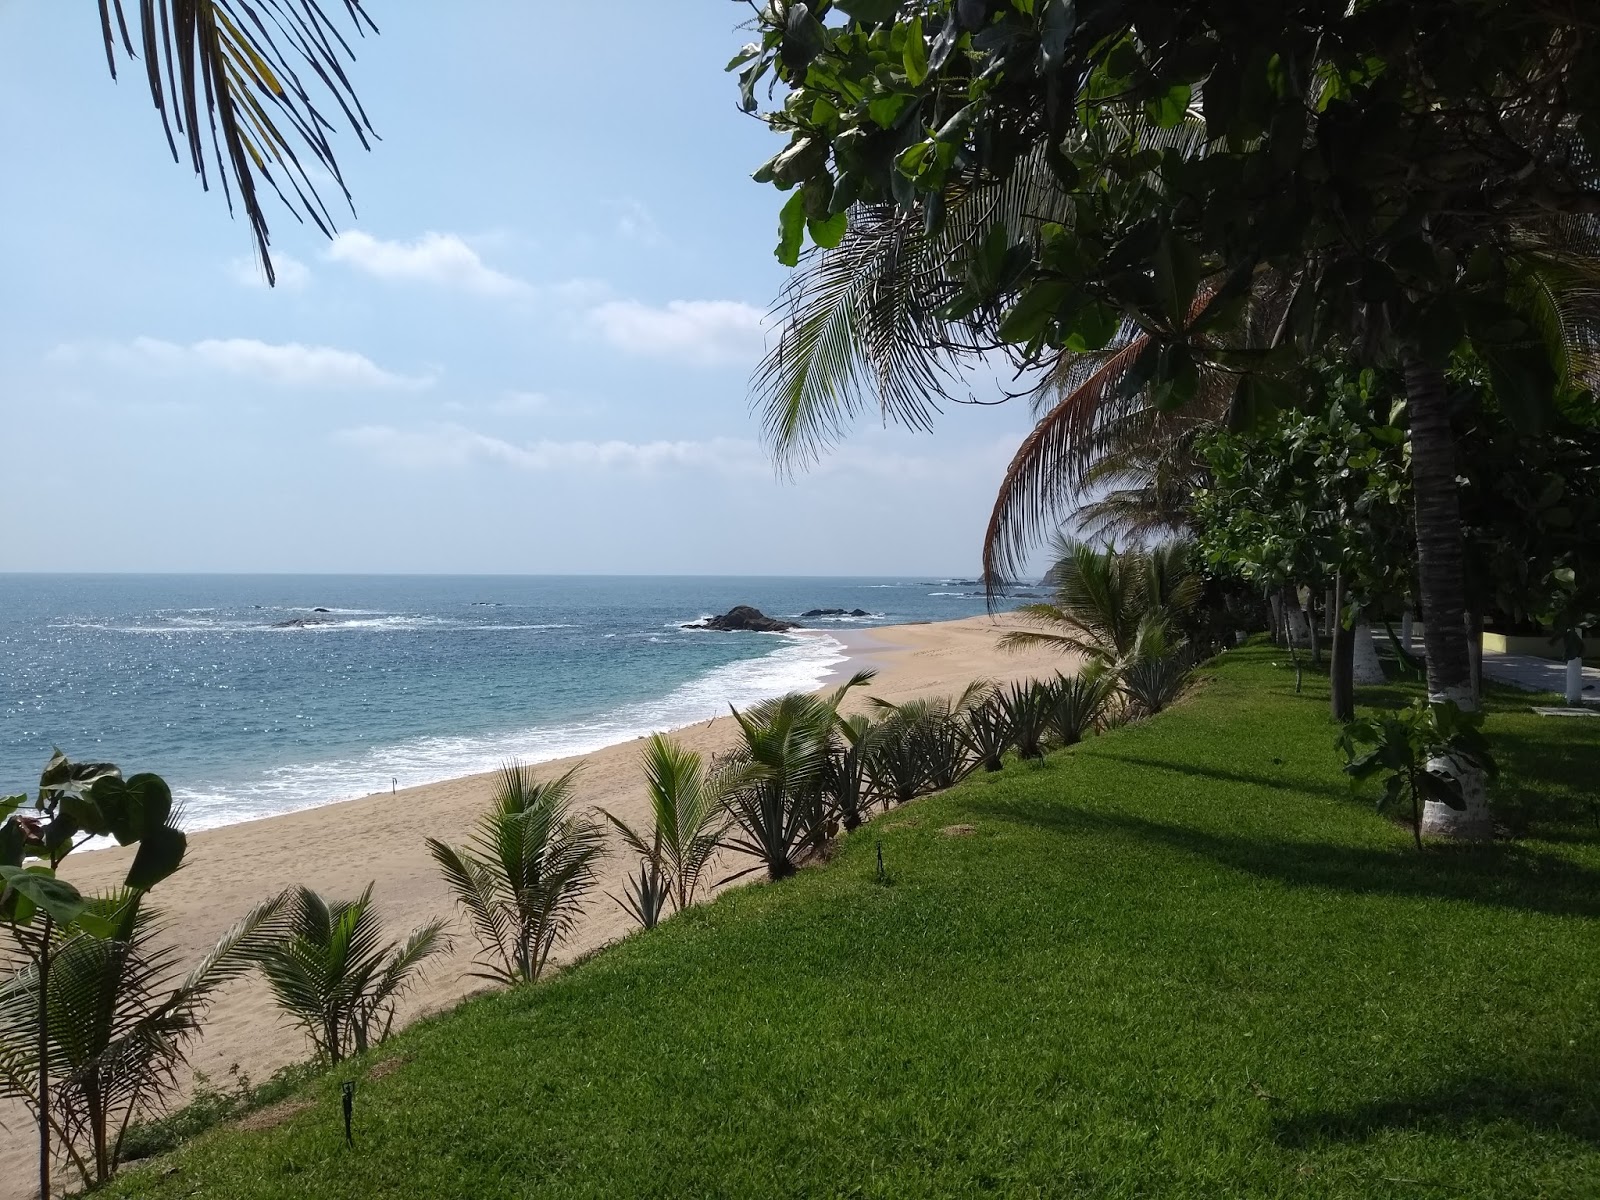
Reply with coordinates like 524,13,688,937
0,891,286,1190
96,1,378,284
427,766,606,985
1339,701,1498,851
1,752,188,1200
739,0,1600,837
254,885,446,1064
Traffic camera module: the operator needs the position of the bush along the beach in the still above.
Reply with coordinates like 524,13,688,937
602,734,728,927
1044,670,1114,748
253,884,448,1064
997,681,1053,761
0,751,190,1199
960,692,1014,772
719,695,833,882
0,890,288,1191
1338,700,1499,851
827,714,880,831
428,765,605,985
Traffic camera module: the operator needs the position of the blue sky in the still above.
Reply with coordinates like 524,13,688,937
0,3,1038,576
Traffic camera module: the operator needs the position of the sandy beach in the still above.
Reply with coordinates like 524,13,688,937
2,614,1070,1184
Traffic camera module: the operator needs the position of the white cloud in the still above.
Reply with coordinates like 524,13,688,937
588,299,767,367
228,254,311,290
614,199,664,246
52,337,431,391
492,391,551,415
336,423,1018,484
336,424,767,475
327,231,530,297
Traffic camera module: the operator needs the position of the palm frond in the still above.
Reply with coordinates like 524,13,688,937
101,1,379,285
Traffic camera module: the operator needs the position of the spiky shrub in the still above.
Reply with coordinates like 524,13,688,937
865,712,925,806
827,714,880,831
610,859,671,931
0,891,285,1191
720,694,834,882
867,684,985,800
602,735,728,924
1044,670,1113,747
998,681,1053,760
961,694,1014,772
1120,653,1196,717
254,885,446,1065
428,765,605,986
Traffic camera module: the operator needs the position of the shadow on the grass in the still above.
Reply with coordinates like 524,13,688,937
1084,751,1354,803
1273,1066,1600,1149
970,802,1600,919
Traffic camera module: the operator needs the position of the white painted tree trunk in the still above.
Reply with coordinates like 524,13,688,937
1351,617,1384,684
1287,606,1312,649
1420,682,1494,840
1400,612,1413,652
1568,657,1585,707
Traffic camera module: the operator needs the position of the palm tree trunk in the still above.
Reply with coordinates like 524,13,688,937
1351,611,1385,685
1403,353,1491,839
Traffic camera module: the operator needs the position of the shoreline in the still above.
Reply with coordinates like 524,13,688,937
5,614,1070,1185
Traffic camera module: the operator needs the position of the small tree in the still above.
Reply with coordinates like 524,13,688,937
0,890,286,1189
1339,702,1498,851
601,734,729,924
428,765,606,985
0,751,188,1200
254,885,446,1064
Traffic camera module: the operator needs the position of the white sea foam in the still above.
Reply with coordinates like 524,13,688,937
171,632,849,832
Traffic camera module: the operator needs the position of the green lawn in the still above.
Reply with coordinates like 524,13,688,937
106,646,1600,1199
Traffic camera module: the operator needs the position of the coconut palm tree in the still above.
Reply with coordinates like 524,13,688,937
601,735,728,922
427,765,606,986
253,885,446,1065
0,890,287,1190
1000,537,1200,671
95,2,378,285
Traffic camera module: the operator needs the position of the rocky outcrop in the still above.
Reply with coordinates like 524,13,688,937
683,606,796,633
272,616,335,628
801,607,871,618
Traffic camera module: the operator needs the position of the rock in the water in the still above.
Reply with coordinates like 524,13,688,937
850,608,870,617
272,615,335,628
312,607,333,613
684,605,796,633
801,607,847,618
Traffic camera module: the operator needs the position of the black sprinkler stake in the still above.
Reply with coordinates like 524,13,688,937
342,1080,355,1147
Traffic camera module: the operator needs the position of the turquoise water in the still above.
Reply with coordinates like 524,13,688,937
0,575,1009,830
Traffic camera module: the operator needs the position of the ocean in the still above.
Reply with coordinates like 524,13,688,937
0,575,1012,832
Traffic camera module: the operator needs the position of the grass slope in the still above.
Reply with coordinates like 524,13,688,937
107,647,1600,1199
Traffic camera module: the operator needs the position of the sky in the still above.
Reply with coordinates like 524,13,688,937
0,2,1040,576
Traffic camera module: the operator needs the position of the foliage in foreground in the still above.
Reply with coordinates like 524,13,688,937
427,765,606,985
253,886,448,1065
98,646,1600,1200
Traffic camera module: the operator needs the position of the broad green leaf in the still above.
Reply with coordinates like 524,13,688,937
1145,82,1192,128
999,281,1070,343
125,823,188,891
0,865,89,926
776,191,807,267
807,211,849,250
903,16,929,85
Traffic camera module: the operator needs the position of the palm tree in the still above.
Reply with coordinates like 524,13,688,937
427,765,606,986
96,2,378,285
1000,537,1200,671
719,695,835,882
0,890,287,1190
253,885,446,1065
601,735,728,921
